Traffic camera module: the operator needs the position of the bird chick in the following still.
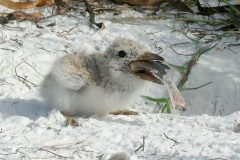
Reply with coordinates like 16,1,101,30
40,38,183,117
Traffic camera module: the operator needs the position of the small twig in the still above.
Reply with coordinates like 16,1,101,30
0,79,14,86
0,48,15,52
177,43,217,90
182,82,212,91
39,148,71,159
163,133,179,145
42,140,85,149
83,0,104,29
57,22,81,36
226,43,240,48
170,42,196,56
15,62,41,89
134,136,145,153
145,30,161,35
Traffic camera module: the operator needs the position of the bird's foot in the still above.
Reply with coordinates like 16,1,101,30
66,116,79,127
61,112,79,127
110,110,138,116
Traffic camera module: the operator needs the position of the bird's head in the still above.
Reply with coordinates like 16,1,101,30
104,38,169,84
104,38,185,109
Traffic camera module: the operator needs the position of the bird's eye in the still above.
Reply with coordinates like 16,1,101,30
118,50,127,58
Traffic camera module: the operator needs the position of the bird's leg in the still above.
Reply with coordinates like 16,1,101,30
109,110,138,116
61,111,79,127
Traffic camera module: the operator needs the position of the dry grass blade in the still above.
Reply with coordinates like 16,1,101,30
83,0,104,29
0,79,14,86
163,132,179,145
177,43,218,90
15,62,42,89
135,136,145,153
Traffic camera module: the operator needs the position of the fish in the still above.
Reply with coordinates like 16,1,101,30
129,60,185,109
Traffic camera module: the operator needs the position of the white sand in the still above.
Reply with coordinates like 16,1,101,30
0,5,240,160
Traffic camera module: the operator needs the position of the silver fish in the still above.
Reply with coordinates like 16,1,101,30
129,60,185,109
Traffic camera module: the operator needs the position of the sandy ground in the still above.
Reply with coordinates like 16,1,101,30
0,4,240,160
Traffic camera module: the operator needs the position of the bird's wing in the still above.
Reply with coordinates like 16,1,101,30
50,54,96,92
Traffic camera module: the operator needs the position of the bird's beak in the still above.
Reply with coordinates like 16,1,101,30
136,52,165,61
129,52,168,84
129,52,185,109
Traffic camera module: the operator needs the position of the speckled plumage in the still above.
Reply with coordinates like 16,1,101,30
40,38,155,117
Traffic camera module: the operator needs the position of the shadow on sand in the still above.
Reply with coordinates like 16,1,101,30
0,98,50,120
